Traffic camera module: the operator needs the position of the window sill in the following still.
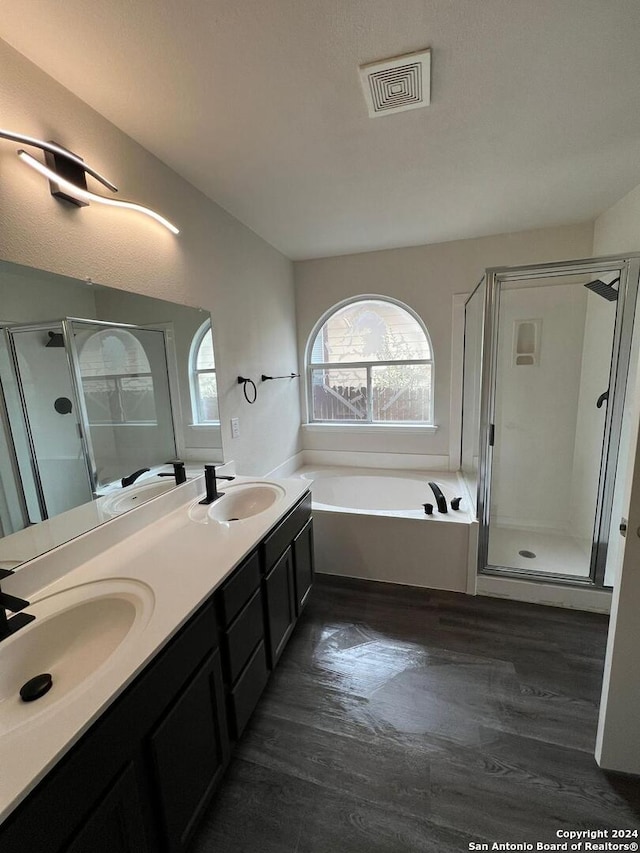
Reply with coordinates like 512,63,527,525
303,423,438,436
188,422,221,429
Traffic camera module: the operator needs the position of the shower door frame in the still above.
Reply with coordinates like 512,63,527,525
4,317,178,515
476,253,640,588
0,327,31,531
4,320,95,519
64,317,179,493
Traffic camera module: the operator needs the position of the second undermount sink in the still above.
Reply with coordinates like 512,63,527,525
99,480,176,517
0,578,154,735
189,482,286,524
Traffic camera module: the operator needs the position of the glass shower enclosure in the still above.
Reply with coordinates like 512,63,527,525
462,255,640,588
0,318,177,529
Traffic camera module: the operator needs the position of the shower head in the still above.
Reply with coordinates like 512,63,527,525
584,272,620,302
45,331,64,347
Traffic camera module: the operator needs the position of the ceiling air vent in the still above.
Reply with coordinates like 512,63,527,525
359,49,431,118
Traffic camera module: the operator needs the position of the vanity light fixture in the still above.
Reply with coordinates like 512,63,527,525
17,151,180,234
0,128,117,191
0,128,179,234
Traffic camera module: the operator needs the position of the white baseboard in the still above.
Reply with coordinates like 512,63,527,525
476,574,611,614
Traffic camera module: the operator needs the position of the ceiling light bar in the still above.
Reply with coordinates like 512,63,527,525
18,150,180,235
0,128,118,192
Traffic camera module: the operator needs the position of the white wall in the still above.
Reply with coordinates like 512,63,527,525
294,223,593,467
491,283,586,534
0,38,300,476
593,182,640,772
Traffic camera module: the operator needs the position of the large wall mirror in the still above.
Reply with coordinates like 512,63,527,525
0,260,223,570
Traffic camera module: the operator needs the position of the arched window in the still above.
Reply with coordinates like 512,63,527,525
307,297,433,424
79,328,156,424
190,320,219,425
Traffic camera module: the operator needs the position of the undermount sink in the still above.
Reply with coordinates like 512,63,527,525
189,482,285,524
0,578,154,735
99,480,176,517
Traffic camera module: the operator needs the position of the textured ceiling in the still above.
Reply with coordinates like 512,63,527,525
2,1,640,259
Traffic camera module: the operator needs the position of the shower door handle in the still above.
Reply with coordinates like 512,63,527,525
596,391,609,409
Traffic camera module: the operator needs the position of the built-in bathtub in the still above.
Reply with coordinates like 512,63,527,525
295,466,473,592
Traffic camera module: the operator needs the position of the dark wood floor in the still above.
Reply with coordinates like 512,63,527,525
190,575,640,852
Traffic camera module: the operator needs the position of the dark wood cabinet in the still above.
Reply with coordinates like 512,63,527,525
224,588,264,683
264,545,297,667
0,598,225,853
293,518,314,615
217,551,269,740
66,764,149,853
228,639,269,738
0,491,314,853
149,649,229,853
260,492,314,668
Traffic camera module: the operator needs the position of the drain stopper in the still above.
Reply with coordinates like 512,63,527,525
20,673,53,702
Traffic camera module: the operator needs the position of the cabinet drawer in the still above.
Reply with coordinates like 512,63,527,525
218,550,260,626
261,491,311,572
225,588,264,684
228,640,269,739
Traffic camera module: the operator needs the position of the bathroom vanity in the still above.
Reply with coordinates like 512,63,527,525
0,476,314,853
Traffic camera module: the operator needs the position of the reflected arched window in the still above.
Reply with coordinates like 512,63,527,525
190,321,219,424
79,329,157,423
307,297,433,424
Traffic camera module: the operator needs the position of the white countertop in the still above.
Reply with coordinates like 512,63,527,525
0,474,309,824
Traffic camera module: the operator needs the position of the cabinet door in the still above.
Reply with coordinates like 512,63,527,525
293,518,314,614
264,545,296,668
66,763,149,853
149,649,230,853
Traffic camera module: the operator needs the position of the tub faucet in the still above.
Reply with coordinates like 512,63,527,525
121,467,150,487
428,482,448,514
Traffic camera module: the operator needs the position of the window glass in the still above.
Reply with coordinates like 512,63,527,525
310,300,430,364
308,298,433,424
190,322,219,425
79,330,156,424
310,368,368,421
196,329,215,370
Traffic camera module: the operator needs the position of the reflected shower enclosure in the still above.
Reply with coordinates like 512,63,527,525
0,319,177,532
462,256,640,589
